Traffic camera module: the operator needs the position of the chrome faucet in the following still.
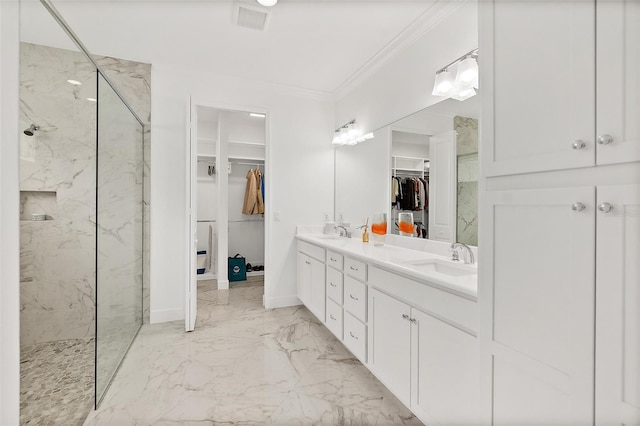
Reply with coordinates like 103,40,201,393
336,225,352,238
450,242,474,264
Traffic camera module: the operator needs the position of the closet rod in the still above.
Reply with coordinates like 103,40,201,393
229,219,264,223
197,220,216,223
231,162,264,167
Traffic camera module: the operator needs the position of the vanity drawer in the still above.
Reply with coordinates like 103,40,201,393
326,250,344,270
344,311,367,362
326,298,343,340
344,276,367,322
297,240,325,262
344,257,367,281
326,267,343,304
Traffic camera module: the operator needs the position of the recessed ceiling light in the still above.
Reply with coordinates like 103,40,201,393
67,79,82,85
87,98,97,102
257,0,277,6
249,113,266,118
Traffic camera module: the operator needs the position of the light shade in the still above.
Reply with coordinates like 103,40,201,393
432,70,455,96
451,87,477,101
454,56,479,89
257,0,277,6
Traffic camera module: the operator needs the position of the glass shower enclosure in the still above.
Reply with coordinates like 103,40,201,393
95,72,144,403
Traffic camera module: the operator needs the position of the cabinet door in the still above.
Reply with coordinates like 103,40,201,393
297,252,311,306
595,184,640,425
596,0,640,165
411,309,479,425
308,257,325,322
368,288,411,405
481,0,595,176
480,187,595,424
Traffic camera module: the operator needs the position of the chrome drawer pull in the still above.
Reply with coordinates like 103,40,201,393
349,294,359,301
402,313,410,321
572,140,586,150
330,257,337,262
330,314,336,321
330,282,337,287
410,318,417,324
597,134,613,145
350,266,358,271
571,202,585,212
349,331,358,340
598,202,613,213
305,261,311,265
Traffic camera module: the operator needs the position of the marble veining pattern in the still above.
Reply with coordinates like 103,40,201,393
19,42,151,347
85,279,422,425
454,116,478,247
20,338,94,426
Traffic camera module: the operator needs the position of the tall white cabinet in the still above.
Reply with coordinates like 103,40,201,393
480,1,640,424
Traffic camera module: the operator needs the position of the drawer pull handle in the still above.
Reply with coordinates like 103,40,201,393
330,282,337,287
349,331,358,340
330,314,336,321
598,202,613,213
571,202,585,212
330,257,337,262
349,294,359,301
572,139,586,150
350,266,359,271
402,314,410,321
410,318,417,324
305,261,311,265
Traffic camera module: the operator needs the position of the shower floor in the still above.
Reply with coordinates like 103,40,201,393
20,338,94,426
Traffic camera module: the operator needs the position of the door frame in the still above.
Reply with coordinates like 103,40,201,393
185,96,270,331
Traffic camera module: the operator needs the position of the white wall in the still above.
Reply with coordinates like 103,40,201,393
0,1,21,424
150,62,334,322
335,0,478,135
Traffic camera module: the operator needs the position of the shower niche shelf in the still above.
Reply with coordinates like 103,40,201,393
20,190,57,221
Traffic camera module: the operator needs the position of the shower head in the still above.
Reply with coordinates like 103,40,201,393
24,124,40,136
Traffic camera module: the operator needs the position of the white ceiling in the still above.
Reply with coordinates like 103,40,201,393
20,0,441,95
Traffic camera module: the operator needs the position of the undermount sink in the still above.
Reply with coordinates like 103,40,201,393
408,259,476,277
316,234,342,240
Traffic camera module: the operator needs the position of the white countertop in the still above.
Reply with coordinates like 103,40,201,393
296,233,478,300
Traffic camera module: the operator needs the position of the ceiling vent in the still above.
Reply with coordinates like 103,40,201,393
233,2,271,31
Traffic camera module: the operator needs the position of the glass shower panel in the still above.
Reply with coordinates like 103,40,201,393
95,72,143,404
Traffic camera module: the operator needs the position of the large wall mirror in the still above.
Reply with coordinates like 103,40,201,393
335,95,478,247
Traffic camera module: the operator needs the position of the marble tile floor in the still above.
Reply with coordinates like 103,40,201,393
20,338,94,426
84,277,422,425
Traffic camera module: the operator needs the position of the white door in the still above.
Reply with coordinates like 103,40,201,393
596,0,640,165
185,98,198,332
595,184,640,425
411,309,479,425
480,187,595,424
368,288,411,405
429,130,456,242
481,0,595,177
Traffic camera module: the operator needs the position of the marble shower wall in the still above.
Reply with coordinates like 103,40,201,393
454,116,478,247
19,42,151,346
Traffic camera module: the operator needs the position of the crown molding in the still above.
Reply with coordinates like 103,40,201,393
333,0,467,101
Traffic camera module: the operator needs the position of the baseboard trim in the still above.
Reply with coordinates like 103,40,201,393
265,295,302,309
217,279,230,290
150,308,183,324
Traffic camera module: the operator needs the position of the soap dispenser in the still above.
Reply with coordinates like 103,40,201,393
361,218,370,243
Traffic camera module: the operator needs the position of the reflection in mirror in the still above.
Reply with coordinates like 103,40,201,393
334,95,478,246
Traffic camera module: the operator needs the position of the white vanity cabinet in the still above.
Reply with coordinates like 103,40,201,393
296,241,325,322
482,0,640,177
342,257,368,363
368,265,479,425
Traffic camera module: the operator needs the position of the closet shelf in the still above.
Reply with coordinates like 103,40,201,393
197,154,216,159
228,140,265,147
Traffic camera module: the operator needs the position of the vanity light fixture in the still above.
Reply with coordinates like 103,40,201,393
256,0,277,6
432,48,479,101
332,120,374,146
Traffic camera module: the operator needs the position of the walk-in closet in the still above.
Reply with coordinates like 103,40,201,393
189,105,266,329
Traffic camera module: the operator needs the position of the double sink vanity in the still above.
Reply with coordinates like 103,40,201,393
296,228,479,425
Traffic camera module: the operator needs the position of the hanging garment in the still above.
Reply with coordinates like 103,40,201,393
255,168,265,214
242,169,259,214
260,172,265,204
